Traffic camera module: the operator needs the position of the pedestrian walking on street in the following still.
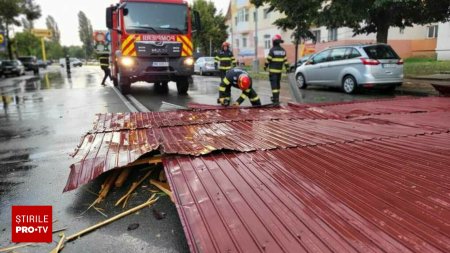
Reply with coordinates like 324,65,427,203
65,55,71,76
264,34,289,105
217,68,261,107
99,52,112,86
215,42,237,80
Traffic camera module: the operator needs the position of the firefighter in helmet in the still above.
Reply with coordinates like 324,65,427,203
218,68,261,107
98,52,112,86
264,34,289,105
215,42,237,79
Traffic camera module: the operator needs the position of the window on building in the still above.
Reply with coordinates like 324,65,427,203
235,17,238,26
236,8,249,23
264,34,271,49
235,39,239,48
242,37,247,48
328,28,338,41
427,25,438,38
312,30,321,44
263,8,270,19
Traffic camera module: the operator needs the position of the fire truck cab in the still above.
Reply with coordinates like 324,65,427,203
106,0,201,95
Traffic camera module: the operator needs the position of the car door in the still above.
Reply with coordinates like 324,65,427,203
324,48,348,87
304,50,331,85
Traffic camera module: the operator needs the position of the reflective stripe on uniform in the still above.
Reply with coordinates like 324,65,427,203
272,89,280,93
267,56,273,60
217,57,232,61
219,86,226,91
223,78,230,85
245,89,251,93
250,96,260,101
219,66,232,70
271,58,286,62
240,94,247,99
269,69,282,73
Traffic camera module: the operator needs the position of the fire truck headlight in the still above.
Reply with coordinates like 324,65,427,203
120,57,134,67
184,57,194,66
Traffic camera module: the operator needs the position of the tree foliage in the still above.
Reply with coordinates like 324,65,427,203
319,0,450,43
251,0,320,43
0,0,41,59
46,15,60,43
78,11,94,59
192,0,228,56
14,31,40,56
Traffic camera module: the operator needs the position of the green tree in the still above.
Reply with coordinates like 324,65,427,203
319,0,450,43
14,31,40,56
0,0,23,59
78,11,93,59
46,15,60,43
192,0,228,56
251,0,321,67
21,0,41,29
46,41,64,60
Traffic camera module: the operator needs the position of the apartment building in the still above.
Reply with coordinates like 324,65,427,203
226,0,444,64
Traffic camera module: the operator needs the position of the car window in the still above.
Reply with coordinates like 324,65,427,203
197,58,204,64
205,58,214,62
363,45,399,59
312,50,331,64
329,48,347,61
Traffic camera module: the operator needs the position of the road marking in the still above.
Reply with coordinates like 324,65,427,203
111,86,138,112
126,95,150,112
162,101,187,109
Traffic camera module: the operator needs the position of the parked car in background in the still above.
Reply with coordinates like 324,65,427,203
18,56,39,74
295,44,404,94
289,54,314,72
194,57,218,76
1,60,25,77
37,60,48,69
59,58,83,68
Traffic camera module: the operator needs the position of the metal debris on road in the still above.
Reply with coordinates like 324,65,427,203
64,96,450,253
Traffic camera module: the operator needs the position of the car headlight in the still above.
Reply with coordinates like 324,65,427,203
184,57,194,66
120,57,135,67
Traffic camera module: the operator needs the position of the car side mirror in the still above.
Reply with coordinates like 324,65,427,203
192,10,202,33
106,7,113,29
306,59,314,65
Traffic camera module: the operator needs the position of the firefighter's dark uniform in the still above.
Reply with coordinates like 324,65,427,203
218,68,261,106
265,45,289,104
99,54,111,85
215,49,236,79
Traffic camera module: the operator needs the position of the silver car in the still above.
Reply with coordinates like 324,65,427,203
194,57,218,76
295,44,404,93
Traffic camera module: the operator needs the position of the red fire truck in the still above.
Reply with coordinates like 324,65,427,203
106,0,201,94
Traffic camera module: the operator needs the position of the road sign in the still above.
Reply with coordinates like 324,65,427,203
0,32,6,52
31,29,52,38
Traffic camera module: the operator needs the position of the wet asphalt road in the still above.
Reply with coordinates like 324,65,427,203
0,65,433,252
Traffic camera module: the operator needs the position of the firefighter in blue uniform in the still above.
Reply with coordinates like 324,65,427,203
218,68,261,107
215,42,236,79
264,34,289,105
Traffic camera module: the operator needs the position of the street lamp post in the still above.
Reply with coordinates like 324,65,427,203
252,8,259,73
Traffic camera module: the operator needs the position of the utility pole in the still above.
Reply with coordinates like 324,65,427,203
209,38,212,56
252,8,259,73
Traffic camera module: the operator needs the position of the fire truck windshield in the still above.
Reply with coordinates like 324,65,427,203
124,2,188,34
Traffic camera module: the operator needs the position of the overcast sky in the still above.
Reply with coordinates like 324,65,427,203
33,0,230,46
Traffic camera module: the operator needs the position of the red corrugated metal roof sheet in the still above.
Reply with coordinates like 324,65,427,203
164,133,450,253
65,96,450,252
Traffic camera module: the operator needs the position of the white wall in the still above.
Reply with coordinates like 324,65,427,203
437,22,450,60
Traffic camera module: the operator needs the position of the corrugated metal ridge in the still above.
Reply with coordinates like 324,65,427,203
86,97,450,134
164,132,450,253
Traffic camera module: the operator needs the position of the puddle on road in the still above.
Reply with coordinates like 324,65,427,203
0,149,36,196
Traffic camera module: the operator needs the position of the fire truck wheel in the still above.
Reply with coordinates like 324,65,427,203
119,75,131,94
112,77,118,87
176,77,189,95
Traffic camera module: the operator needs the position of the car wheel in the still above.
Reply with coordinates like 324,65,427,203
296,73,307,89
342,75,357,94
